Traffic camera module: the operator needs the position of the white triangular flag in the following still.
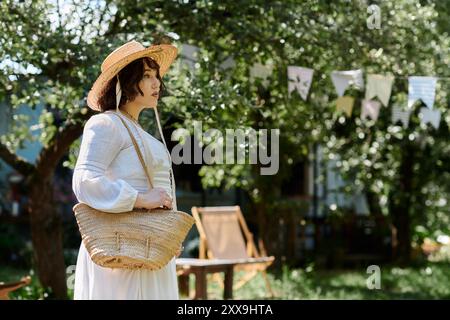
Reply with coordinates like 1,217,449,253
287,66,314,100
419,107,441,129
391,106,412,128
365,74,394,107
250,62,274,88
408,76,437,109
361,99,381,121
331,69,364,97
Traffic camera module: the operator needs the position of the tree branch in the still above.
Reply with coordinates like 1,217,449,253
56,0,63,30
35,108,94,178
0,143,35,176
97,0,112,38
103,2,123,38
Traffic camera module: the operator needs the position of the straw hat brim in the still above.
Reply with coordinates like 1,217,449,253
87,44,178,111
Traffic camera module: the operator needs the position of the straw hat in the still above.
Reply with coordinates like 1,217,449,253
87,40,178,111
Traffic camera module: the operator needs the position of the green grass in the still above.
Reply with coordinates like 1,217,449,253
181,261,450,300
2,261,450,299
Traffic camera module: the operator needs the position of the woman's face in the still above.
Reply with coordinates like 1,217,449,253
134,61,161,109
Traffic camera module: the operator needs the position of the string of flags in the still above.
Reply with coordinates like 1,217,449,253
178,44,446,130
286,66,446,129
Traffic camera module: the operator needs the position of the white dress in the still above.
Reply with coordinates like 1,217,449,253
72,110,179,300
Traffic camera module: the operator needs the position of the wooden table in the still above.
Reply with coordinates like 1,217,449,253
0,276,31,300
176,258,270,300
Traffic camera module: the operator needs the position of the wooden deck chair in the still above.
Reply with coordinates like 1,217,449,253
0,276,31,300
191,206,275,297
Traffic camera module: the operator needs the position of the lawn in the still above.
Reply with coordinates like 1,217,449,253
2,261,450,300
207,261,450,300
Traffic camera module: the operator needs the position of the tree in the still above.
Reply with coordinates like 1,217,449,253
0,0,128,298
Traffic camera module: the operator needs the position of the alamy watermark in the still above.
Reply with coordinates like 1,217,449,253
67,265,76,290
366,265,381,290
169,121,280,175
367,4,381,30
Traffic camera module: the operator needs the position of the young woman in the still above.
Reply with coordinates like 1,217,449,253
72,40,181,299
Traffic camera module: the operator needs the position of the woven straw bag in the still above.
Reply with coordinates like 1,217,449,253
73,112,194,270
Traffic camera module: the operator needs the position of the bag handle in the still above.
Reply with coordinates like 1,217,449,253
109,112,154,190
107,110,178,210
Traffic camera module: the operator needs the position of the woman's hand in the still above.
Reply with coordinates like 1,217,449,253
134,187,173,210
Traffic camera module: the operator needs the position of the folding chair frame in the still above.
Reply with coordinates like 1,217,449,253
191,205,275,297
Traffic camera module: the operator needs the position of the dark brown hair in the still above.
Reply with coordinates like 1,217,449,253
97,57,167,112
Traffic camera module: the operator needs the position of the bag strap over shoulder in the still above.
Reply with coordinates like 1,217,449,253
105,110,178,210
108,112,154,190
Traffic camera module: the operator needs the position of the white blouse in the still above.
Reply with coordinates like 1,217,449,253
72,110,179,300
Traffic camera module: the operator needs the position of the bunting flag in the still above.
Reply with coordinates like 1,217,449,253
365,74,394,107
336,96,354,117
391,106,413,128
287,66,314,100
250,62,274,88
219,56,236,71
361,99,381,121
408,76,437,109
419,107,441,129
331,69,364,97
180,44,200,70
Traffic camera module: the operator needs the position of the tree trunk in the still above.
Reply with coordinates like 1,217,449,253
390,143,415,265
366,190,383,216
391,204,411,265
28,176,67,299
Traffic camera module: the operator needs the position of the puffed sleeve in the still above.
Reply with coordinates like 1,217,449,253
72,114,139,213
